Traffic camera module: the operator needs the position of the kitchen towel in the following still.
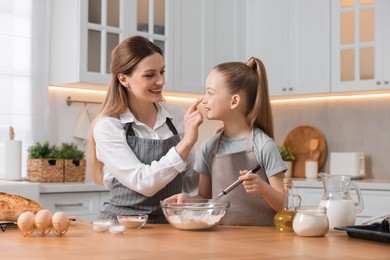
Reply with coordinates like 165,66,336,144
73,104,91,140
0,140,22,180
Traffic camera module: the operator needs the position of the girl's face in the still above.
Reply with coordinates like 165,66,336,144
203,69,232,120
122,52,165,103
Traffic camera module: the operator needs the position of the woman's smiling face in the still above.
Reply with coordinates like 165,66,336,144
125,52,166,102
202,69,232,120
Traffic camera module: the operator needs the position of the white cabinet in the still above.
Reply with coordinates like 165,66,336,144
50,0,169,88
170,0,245,93
40,191,109,222
245,0,330,96
331,0,390,92
50,0,121,86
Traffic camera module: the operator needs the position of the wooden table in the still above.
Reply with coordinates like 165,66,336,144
0,222,388,259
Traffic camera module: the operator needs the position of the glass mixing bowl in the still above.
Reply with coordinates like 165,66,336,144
160,199,230,230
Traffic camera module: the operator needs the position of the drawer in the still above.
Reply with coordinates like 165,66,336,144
39,192,101,219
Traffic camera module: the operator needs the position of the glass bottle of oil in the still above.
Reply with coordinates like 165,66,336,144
274,178,301,232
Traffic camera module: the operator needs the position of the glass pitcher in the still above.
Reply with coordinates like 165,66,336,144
319,174,364,229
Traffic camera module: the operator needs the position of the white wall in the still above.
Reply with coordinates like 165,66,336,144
48,89,390,180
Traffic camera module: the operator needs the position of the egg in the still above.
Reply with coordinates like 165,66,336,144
17,211,35,236
35,209,52,235
52,211,70,236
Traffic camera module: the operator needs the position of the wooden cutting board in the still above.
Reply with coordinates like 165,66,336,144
283,125,327,178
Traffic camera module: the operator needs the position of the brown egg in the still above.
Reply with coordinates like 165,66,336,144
52,211,70,236
35,209,52,235
17,211,35,236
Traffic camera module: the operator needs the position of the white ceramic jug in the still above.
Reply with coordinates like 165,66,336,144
319,174,364,229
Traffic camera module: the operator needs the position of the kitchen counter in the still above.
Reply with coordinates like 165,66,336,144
1,222,389,259
293,178,390,190
39,181,108,193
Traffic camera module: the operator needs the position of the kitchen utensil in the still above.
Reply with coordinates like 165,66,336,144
312,149,321,161
9,126,14,140
208,164,261,204
283,126,327,177
309,138,319,160
319,174,364,229
160,199,229,230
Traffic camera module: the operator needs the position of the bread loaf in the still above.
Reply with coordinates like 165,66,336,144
0,192,43,221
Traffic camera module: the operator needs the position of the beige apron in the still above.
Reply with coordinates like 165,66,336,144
210,130,276,226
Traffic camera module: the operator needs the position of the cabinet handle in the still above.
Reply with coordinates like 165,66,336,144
376,81,381,85
288,87,293,91
54,203,84,208
384,81,389,85
282,88,287,91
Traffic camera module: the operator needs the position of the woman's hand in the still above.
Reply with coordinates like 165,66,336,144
176,97,203,160
213,124,224,135
182,97,204,146
164,193,189,204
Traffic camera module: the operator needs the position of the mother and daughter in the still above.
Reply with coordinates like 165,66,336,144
88,35,286,226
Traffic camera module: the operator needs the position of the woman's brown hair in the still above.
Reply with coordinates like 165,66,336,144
213,57,274,138
88,36,162,185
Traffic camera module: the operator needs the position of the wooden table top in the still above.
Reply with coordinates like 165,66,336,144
0,221,389,259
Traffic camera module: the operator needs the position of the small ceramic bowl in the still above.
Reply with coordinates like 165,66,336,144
117,214,148,229
92,219,114,232
109,224,126,235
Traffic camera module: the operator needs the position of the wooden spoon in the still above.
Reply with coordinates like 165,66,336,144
312,149,320,161
309,139,319,160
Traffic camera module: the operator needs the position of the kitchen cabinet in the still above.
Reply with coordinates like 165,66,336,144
331,0,390,92
39,182,109,222
50,0,120,86
49,0,169,88
170,0,245,94
293,179,390,224
245,0,330,96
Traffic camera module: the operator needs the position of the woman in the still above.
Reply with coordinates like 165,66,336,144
89,36,203,223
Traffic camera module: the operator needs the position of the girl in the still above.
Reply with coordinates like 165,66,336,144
165,57,286,226
89,36,203,223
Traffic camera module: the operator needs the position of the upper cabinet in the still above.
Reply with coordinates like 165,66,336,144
331,0,390,92
169,0,245,93
50,0,119,86
245,0,330,96
49,0,169,87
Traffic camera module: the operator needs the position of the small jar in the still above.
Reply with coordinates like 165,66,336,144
293,206,329,237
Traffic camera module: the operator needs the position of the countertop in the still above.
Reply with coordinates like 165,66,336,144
293,178,390,190
1,222,389,259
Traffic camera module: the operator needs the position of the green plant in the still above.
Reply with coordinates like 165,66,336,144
279,145,295,162
28,141,61,159
59,143,85,160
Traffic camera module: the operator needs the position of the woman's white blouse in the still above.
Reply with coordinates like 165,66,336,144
93,102,195,197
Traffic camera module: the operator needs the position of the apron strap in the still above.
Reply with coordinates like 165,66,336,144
123,118,178,138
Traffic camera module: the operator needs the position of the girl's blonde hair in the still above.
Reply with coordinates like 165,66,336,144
88,36,162,185
213,57,274,138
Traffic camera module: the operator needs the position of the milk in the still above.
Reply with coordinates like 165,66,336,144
320,200,356,229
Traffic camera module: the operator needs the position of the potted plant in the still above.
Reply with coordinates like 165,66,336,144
279,145,295,178
59,143,86,182
27,141,64,182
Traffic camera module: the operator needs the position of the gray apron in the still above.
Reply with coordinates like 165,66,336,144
100,118,183,223
210,130,276,226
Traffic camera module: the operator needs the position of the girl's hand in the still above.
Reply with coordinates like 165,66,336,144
239,170,266,196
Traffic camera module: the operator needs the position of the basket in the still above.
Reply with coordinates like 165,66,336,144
64,159,86,182
27,158,64,182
